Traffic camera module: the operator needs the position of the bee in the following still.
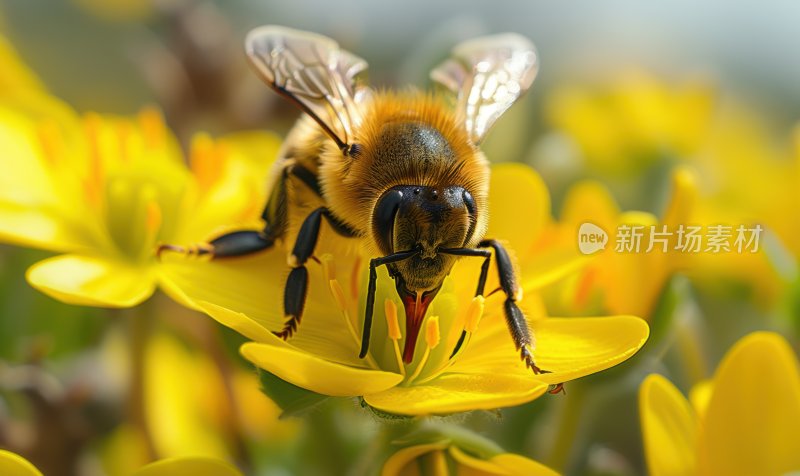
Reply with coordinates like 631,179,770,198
161,25,543,371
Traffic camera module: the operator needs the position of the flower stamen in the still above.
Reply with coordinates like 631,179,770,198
407,315,440,383
385,299,405,375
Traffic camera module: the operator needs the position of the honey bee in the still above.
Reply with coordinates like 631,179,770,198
161,26,543,371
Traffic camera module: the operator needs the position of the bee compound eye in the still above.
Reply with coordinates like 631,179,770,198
373,188,404,253
462,189,476,215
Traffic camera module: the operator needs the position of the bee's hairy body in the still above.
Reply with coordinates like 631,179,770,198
272,93,489,292
161,25,550,373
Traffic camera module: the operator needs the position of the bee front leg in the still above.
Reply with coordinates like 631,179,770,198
477,239,547,375
442,241,547,375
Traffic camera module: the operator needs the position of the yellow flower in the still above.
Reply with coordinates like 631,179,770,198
94,330,298,475
382,438,559,476
548,167,696,318
0,80,279,306
0,451,242,476
160,163,649,416
639,332,800,476
545,70,714,174
0,32,280,307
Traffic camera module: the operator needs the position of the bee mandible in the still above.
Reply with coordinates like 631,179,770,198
161,26,543,371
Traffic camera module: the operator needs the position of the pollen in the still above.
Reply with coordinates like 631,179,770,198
287,254,299,268
384,299,401,340
465,296,485,333
425,315,440,349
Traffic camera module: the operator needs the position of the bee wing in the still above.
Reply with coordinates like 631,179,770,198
246,26,369,151
431,33,538,145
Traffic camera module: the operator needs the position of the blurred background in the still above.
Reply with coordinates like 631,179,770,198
1,0,798,475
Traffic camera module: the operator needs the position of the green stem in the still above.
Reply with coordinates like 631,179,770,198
546,381,587,472
125,304,157,461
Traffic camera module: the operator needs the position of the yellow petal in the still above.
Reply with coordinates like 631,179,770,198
521,248,587,292
0,204,88,252
0,35,46,93
26,254,155,307
489,453,561,476
688,379,712,422
363,372,549,416
453,315,649,385
639,374,697,476
131,457,242,476
145,333,229,459
487,163,551,262
560,180,619,230
159,251,366,366
178,131,281,242
0,451,43,476
241,342,403,397
449,447,560,476
381,443,449,476
698,332,800,476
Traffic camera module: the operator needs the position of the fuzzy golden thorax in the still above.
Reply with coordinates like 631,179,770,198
318,91,491,264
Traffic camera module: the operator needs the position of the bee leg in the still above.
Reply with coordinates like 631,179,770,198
477,239,548,375
441,242,548,374
275,207,359,340
437,248,491,358
157,164,292,260
359,249,420,358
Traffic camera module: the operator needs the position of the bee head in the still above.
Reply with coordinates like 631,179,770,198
373,185,477,280
372,184,477,362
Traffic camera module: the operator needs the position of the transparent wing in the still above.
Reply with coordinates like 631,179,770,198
245,25,369,151
431,33,538,145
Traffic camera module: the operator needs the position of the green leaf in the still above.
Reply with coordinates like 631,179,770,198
257,368,330,418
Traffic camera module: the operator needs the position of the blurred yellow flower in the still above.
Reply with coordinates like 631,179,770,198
548,167,696,318
0,54,279,308
639,332,800,476
100,331,298,475
0,451,242,476
383,441,559,476
545,70,714,174
161,163,649,416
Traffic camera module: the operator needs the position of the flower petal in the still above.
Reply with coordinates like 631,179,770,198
639,374,697,476
132,457,242,476
363,372,549,416
698,332,800,476
0,450,43,476
159,250,366,366
489,453,560,476
452,314,649,385
0,204,87,252
381,443,449,476
26,254,155,307
241,342,402,397
487,163,551,262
